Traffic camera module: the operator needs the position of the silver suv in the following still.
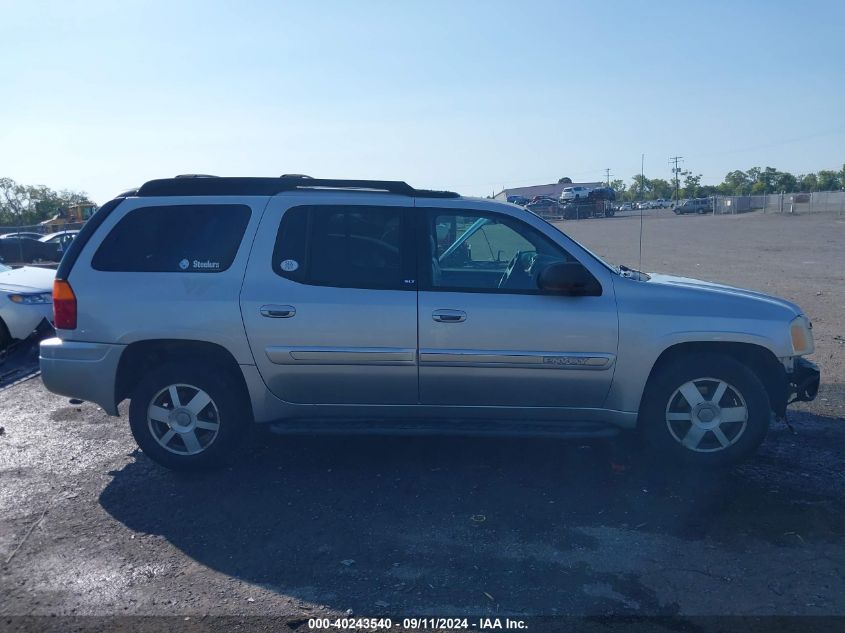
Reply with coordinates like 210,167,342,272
39,176,820,470
674,197,714,214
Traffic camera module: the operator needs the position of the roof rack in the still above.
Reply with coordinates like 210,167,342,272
135,176,460,199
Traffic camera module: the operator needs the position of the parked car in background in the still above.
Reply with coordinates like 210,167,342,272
506,196,530,206
1,231,44,241
674,198,714,214
39,230,79,257
0,236,61,264
39,175,819,471
0,262,55,349
654,199,668,208
617,202,633,212
587,187,616,202
526,197,560,215
560,186,592,202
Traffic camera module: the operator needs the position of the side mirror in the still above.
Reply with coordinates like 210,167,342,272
538,261,602,296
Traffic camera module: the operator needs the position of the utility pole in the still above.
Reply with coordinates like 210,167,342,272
604,168,612,187
639,153,645,273
640,154,645,201
668,156,683,203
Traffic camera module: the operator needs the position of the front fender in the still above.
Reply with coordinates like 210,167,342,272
604,325,790,413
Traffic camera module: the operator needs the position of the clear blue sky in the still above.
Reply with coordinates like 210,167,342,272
2,0,843,203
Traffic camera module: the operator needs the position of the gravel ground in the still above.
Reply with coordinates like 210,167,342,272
1,210,844,628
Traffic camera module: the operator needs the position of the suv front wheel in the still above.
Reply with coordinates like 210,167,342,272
128,361,250,470
640,353,770,466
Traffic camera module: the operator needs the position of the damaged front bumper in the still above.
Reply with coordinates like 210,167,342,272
789,357,820,403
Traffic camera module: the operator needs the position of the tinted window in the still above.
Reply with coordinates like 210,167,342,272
92,204,251,273
273,205,409,290
426,210,572,292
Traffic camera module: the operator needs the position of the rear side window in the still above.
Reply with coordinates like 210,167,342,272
272,205,412,290
92,204,251,273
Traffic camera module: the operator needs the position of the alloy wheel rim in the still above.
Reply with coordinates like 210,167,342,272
665,377,748,452
147,383,220,455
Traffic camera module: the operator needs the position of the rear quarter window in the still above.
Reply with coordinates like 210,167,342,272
91,204,251,273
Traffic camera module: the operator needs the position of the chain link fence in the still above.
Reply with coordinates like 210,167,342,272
714,191,845,215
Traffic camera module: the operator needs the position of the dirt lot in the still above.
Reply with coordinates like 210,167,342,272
1,210,844,629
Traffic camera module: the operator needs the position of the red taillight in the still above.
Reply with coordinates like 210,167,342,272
53,279,77,330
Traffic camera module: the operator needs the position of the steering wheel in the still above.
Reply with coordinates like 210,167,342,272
498,250,535,289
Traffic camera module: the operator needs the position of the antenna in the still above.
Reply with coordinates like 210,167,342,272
639,153,645,273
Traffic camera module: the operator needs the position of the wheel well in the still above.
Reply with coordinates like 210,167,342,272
115,339,249,407
641,342,787,418
0,316,11,345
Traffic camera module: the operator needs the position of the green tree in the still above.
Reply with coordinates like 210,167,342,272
682,172,702,198
630,174,651,200
609,179,626,197
649,178,673,199
722,170,751,195
558,177,572,184
799,173,818,192
0,177,91,227
772,172,797,193
816,170,841,191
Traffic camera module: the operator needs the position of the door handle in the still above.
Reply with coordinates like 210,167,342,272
260,305,296,318
432,309,466,323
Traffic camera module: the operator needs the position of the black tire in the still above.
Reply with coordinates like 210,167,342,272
674,209,681,215
128,361,251,470
639,353,770,466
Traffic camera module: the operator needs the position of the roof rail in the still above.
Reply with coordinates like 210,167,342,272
174,174,219,179
135,176,460,198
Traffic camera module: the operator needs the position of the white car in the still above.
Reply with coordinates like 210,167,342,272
0,263,55,348
39,230,79,245
39,230,79,257
559,186,592,202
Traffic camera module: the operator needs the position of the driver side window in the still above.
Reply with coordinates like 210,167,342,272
427,210,571,292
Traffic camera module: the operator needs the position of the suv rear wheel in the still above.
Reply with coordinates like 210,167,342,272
128,361,250,470
640,353,770,466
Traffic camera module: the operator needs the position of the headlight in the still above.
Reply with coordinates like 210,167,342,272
7,292,52,305
790,315,815,356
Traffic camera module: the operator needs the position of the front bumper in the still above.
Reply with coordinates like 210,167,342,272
0,300,52,340
39,337,125,415
789,357,820,403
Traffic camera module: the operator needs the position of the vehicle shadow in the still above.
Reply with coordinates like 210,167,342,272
99,420,845,615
